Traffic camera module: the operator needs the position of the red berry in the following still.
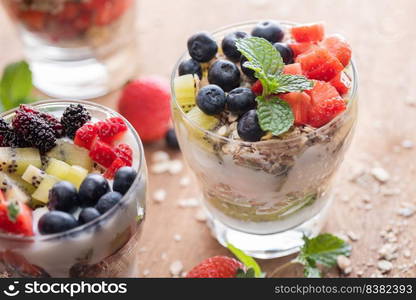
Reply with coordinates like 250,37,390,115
329,72,351,95
97,117,128,144
114,143,133,165
118,77,171,143
307,98,346,128
74,122,98,150
103,158,127,179
280,92,312,125
251,80,263,95
186,256,244,278
89,139,117,168
291,23,325,43
296,48,344,81
322,35,352,67
0,192,34,236
283,63,303,75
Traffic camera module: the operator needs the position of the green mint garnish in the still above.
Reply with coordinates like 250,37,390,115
295,234,352,278
0,60,34,112
227,243,264,278
236,37,314,136
7,201,20,223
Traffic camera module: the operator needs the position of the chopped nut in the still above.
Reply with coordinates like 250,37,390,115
377,260,393,273
337,255,352,274
378,243,398,261
371,167,390,183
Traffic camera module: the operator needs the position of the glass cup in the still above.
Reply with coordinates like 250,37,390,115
171,21,358,259
0,100,147,277
2,0,139,99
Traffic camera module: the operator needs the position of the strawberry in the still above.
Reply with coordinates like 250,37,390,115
74,122,98,149
187,256,245,278
280,92,312,125
291,23,325,43
289,42,317,57
114,143,133,165
329,72,351,95
283,63,303,75
0,192,34,236
307,98,346,128
103,158,127,179
89,139,117,168
118,77,171,143
322,35,352,67
1,250,48,277
306,80,341,104
251,80,263,95
296,48,344,81
96,117,128,144
19,10,46,31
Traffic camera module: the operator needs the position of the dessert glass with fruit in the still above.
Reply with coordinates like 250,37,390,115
172,21,358,258
0,100,146,277
2,0,138,99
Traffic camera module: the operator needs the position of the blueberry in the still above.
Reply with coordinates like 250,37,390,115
95,192,122,214
196,84,226,115
187,32,218,62
38,211,78,234
251,20,284,44
221,31,249,61
226,88,256,115
208,60,241,92
240,56,256,80
273,43,294,64
237,110,265,142
48,181,80,212
178,59,202,79
78,207,101,225
113,167,137,195
79,174,110,207
165,128,180,150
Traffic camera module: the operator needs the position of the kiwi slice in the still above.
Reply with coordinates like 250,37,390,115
0,172,31,204
31,175,59,204
46,140,93,171
0,148,42,176
174,74,198,113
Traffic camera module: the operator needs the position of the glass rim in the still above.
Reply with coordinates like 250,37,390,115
170,20,358,145
0,99,145,242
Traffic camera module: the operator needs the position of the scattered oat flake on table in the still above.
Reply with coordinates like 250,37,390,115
337,255,352,275
195,209,207,222
378,243,398,261
371,167,390,183
143,269,150,277
174,234,182,242
347,231,360,241
169,160,183,175
377,260,393,273
161,253,168,261
178,198,199,208
403,250,411,259
153,189,167,203
152,150,170,162
401,140,414,149
397,207,415,218
170,260,184,277
151,161,171,174
180,176,191,187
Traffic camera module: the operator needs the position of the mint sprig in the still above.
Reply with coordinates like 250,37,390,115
7,201,20,223
295,234,352,278
227,243,264,278
0,60,34,112
236,37,314,136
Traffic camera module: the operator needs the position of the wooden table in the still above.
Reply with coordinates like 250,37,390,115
1,0,415,278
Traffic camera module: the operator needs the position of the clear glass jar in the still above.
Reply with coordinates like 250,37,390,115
0,100,147,277
171,21,358,259
2,0,139,99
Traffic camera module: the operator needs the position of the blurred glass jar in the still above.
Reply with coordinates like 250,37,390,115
2,0,139,99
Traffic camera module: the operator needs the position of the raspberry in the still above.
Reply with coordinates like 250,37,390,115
12,110,56,153
89,139,117,168
20,105,63,137
61,104,91,139
187,256,244,278
103,158,127,179
74,122,98,150
114,143,133,165
96,117,127,144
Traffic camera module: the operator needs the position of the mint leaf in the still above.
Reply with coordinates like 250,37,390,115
236,37,284,95
236,268,256,278
0,61,33,111
227,243,263,278
272,74,314,94
7,202,20,223
295,233,352,278
256,96,294,136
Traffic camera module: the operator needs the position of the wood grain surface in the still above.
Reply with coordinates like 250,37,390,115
1,0,415,278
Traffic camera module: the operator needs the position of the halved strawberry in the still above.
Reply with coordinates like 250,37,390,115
289,42,317,57
103,158,127,179
280,92,312,125
114,143,133,165
0,192,34,237
19,10,45,31
291,23,325,43
74,122,98,150
296,48,344,81
187,256,245,278
307,98,346,128
89,139,117,168
251,80,263,95
306,81,341,104
97,117,128,144
329,72,351,95
283,63,303,75
322,35,352,67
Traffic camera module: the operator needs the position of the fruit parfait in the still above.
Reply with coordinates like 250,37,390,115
2,0,138,99
0,100,146,277
172,21,358,258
